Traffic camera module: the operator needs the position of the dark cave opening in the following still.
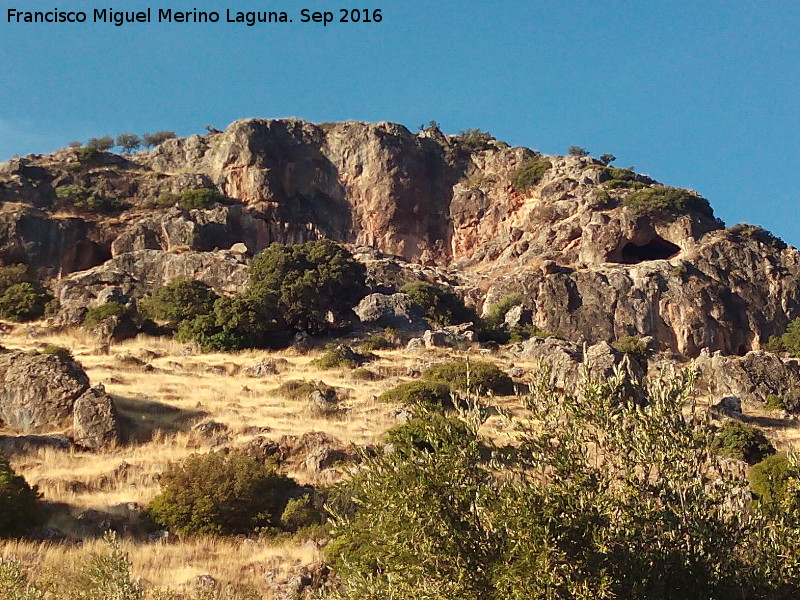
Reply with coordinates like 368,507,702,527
619,236,681,264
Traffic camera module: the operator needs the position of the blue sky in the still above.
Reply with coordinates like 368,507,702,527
1,0,798,244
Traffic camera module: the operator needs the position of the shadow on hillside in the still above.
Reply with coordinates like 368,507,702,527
113,394,207,444
748,415,796,430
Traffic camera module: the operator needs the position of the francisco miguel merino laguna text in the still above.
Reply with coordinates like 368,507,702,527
6,7,383,26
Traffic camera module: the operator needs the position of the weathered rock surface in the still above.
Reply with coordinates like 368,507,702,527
695,350,800,410
0,351,90,431
355,293,426,329
3,118,800,357
72,384,120,449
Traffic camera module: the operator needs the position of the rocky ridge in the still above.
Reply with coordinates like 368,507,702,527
1,118,798,357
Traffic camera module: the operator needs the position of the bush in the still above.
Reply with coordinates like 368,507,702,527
765,318,800,356
39,345,73,360
727,223,787,250
613,335,651,360
600,153,616,165
327,368,800,599
0,455,40,537
312,345,374,370
351,367,381,381
567,145,590,157
748,452,799,513
150,188,227,210
270,380,336,402
148,450,298,536
0,557,46,600
765,394,786,411
712,420,775,464
623,186,714,220
509,158,551,193
248,240,367,337
378,380,454,409
139,279,218,327
359,335,395,351
422,360,515,395
82,302,127,329
280,494,325,532
0,283,51,322
86,136,114,151
456,128,495,151
401,281,475,328
55,185,124,214
141,131,176,148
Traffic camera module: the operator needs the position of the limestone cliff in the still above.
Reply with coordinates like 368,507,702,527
0,118,797,357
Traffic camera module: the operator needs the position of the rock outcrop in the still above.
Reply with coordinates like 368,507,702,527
72,384,120,449
0,350,90,431
3,118,800,357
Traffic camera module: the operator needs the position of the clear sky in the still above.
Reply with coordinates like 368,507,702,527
1,1,798,244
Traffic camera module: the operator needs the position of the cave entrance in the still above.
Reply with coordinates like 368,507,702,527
619,235,680,264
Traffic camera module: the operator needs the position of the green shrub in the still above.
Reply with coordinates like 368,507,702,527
600,153,616,165
765,318,800,356
0,283,51,322
248,240,367,337
727,223,787,250
312,345,374,369
327,368,799,599
613,335,651,360
748,451,800,512
483,294,523,329
401,281,476,328
70,532,143,600
0,557,46,600
765,394,786,411
141,131,176,148
567,145,590,157
456,129,495,151
150,188,227,210
712,420,775,464
359,335,395,351
270,380,336,402
350,367,381,381
82,302,127,329
55,185,124,214
509,158,551,193
622,186,714,220
139,279,218,327
422,360,515,395
0,455,40,537
280,494,325,532
39,345,73,360
378,380,454,409
148,450,298,536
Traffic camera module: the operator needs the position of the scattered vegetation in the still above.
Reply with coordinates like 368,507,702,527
456,129,497,151
326,369,800,599
38,344,73,360
148,188,227,210
86,136,114,152
599,153,616,165
400,281,475,328
0,455,40,537
55,185,125,214
270,380,337,402
727,223,787,250
115,134,141,154
141,131,177,148
712,420,776,464
509,158,551,193
748,451,800,513
148,451,298,536
358,335,395,351
623,186,714,220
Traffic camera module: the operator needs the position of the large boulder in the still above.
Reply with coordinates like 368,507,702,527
694,350,800,410
355,292,426,330
0,351,90,432
72,384,120,449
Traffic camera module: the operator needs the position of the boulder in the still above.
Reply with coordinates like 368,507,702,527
72,384,120,449
422,323,475,349
355,292,426,329
504,305,533,328
695,350,800,410
0,351,90,432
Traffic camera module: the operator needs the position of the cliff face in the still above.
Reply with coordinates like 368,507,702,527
0,118,798,357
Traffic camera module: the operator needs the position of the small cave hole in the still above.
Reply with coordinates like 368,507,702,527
619,235,681,264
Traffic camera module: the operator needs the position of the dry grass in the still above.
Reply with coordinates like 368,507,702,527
0,536,320,598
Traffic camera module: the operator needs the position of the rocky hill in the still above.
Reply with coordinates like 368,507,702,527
1,118,798,356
